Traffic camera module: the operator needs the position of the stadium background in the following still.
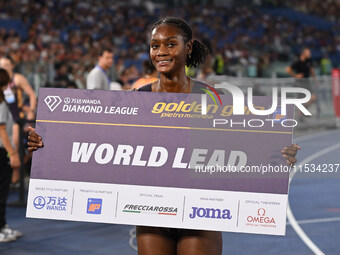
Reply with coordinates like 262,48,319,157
0,0,339,254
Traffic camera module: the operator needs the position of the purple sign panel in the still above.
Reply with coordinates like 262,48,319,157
31,88,294,195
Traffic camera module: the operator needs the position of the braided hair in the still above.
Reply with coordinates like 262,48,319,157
151,17,209,68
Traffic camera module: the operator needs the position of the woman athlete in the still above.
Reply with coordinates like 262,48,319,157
28,17,300,255
0,55,37,183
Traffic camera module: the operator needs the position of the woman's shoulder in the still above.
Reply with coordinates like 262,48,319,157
135,79,221,94
136,79,159,92
136,83,152,92
13,73,27,86
133,77,158,89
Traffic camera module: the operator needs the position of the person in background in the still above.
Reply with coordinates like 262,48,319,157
66,81,78,89
54,62,72,88
116,66,139,90
0,55,37,184
132,60,158,89
197,55,215,82
0,68,22,242
86,47,114,90
320,53,332,75
286,47,319,119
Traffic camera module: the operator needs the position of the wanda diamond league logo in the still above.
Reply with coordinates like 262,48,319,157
44,96,62,112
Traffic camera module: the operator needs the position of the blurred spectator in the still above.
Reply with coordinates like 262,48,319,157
0,68,22,243
213,52,224,75
54,62,71,88
0,0,338,84
320,54,332,75
197,55,215,81
282,0,339,23
0,55,36,184
66,81,78,89
132,60,158,89
117,66,139,90
286,48,319,119
86,47,114,90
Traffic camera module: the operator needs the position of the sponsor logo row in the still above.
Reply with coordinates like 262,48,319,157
32,194,276,228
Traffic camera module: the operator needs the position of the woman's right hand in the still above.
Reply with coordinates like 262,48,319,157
27,126,44,151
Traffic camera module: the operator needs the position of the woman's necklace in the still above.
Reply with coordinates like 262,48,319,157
157,78,192,93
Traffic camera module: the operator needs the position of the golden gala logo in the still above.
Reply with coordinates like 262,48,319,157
151,101,265,117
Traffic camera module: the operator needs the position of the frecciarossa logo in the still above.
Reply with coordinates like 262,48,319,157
123,204,178,215
189,207,232,219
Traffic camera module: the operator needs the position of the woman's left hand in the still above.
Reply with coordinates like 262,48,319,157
281,144,300,166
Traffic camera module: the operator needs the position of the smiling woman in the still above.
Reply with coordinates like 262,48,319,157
136,17,224,255
139,17,210,94
27,16,300,255
135,17,300,255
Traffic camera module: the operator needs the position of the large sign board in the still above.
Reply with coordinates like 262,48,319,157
27,88,294,235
